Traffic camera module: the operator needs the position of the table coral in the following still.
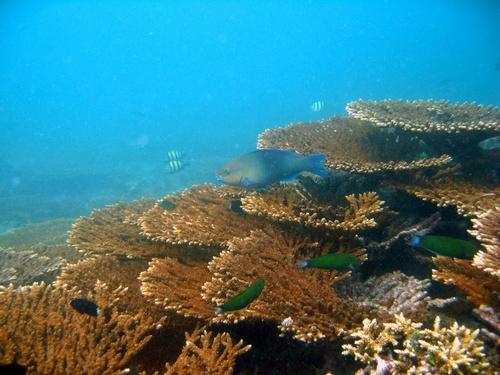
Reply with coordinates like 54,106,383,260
139,185,267,248
257,116,451,174
0,281,155,374
68,199,197,259
241,184,385,233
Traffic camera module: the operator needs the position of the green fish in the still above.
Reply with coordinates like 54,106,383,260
408,235,479,259
215,278,265,314
298,253,362,270
159,199,176,211
216,149,327,188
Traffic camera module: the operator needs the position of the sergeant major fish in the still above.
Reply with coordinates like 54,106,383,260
216,149,328,188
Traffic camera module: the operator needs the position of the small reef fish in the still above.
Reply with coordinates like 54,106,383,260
478,136,500,151
310,100,325,112
408,235,479,260
70,298,100,317
166,150,183,161
298,253,362,270
216,149,328,188
215,278,265,314
159,198,176,211
167,159,184,173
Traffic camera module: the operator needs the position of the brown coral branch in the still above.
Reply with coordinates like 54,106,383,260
139,185,267,248
432,256,500,308
165,326,251,375
469,207,500,279
0,281,155,374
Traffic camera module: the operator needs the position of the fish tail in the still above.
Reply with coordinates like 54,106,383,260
306,153,328,177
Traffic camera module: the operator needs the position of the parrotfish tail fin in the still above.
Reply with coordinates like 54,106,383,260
297,260,308,268
306,153,328,178
408,234,422,247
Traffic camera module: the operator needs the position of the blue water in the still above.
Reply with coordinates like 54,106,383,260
1,0,499,229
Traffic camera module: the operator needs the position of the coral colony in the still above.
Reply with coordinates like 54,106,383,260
0,99,499,374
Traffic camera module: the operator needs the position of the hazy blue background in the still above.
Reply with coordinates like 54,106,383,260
1,0,499,230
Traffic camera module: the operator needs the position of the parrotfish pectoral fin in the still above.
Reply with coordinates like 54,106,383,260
306,154,328,177
240,177,254,187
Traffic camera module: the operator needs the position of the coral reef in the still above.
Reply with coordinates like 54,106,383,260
347,99,500,133
139,185,267,248
432,256,500,309
342,314,492,374
68,199,204,259
336,271,430,322
241,185,385,232
393,176,500,217
469,207,500,279
0,281,155,374
163,326,251,375
257,116,451,174
0,244,82,286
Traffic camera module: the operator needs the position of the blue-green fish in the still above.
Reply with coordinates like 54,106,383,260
216,149,328,188
478,136,500,151
408,234,479,259
298,253,361,270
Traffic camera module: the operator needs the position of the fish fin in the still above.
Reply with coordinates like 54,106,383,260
408,234,422,247
297,260,308,268
240,177,254,187
306,153,328,177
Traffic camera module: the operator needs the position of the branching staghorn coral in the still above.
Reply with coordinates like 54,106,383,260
0,281,155,374
68,199,204,259
469,207,500,279
0,244,82,286
393,176,500,217
202,228,372,342
432,256,500,309
342,314,492,374
257,116,452,174
140,257,214,320
139,185,267,248
163,326,251,375
347,99,500,134
241,184,385,233
336,271,430,323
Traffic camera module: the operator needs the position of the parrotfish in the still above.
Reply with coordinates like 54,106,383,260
215,278,265,314
478,136,500,151
408,235,479,259
216,149,328,188
70,298,100,317
298,253,362,270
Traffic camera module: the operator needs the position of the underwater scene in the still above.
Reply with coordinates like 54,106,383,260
0,1,499,374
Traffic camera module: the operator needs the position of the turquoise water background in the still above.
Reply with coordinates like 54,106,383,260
0,0,499,229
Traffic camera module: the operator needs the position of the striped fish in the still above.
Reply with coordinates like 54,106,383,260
166,150,183,161
167,159,184,173
310,100,325,112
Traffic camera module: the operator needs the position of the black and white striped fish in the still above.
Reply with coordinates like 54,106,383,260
167,159,184,173
310,100,325,112
166,150,183,161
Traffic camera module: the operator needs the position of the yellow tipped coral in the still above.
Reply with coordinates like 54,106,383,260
342,314,492,374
